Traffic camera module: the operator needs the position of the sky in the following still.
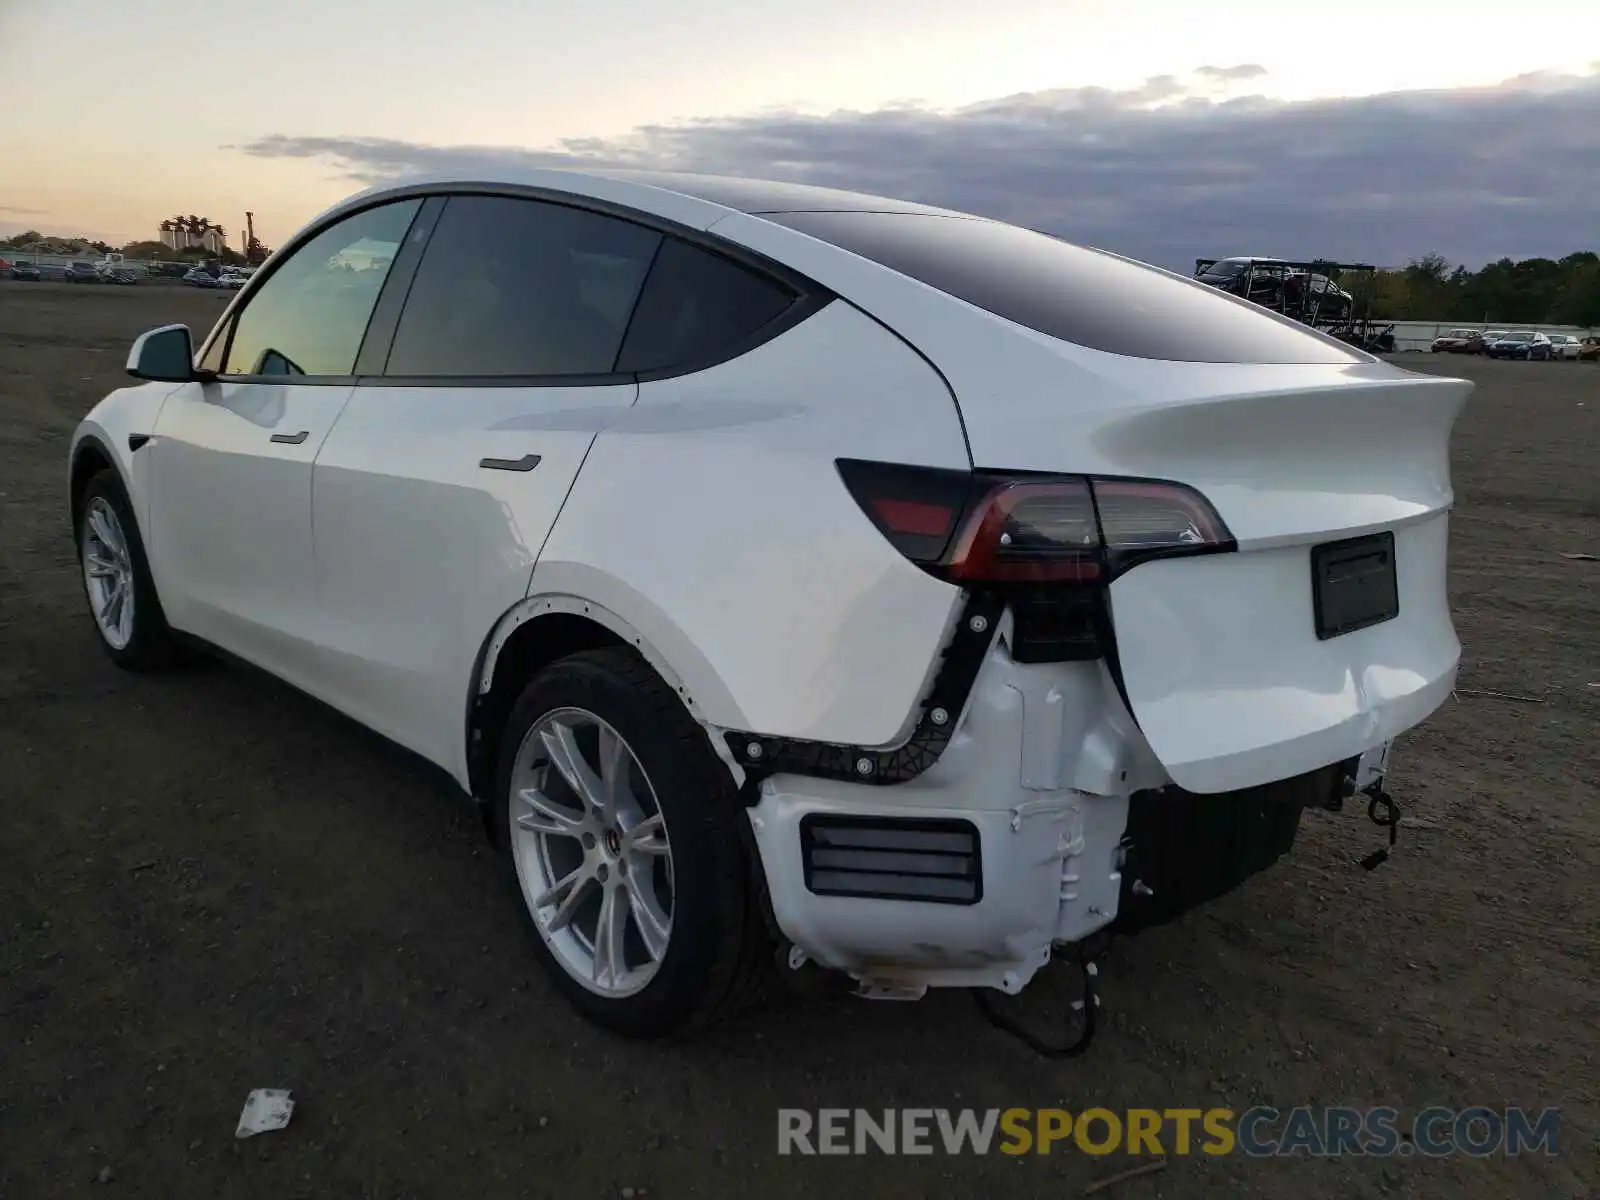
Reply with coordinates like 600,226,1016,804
1,0,1596,270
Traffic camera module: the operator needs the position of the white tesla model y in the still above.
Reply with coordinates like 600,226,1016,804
68,169,1468,1041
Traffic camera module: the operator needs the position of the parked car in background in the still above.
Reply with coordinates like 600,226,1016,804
217,269,247,290
1430,328,1485,354
1543,333,1580,360
96,253,145,285
10,259,42,281
63,261,101,284
1195,256,1291,307
0,257,10,277
1195,258,1353,321
68,167,1467,1040
1579,336,1600,362
1285,269,1354,319
182,267,219,288
1485,331,1553,360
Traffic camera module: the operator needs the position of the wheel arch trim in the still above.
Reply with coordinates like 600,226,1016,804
68,427,136,532
466,589,753,801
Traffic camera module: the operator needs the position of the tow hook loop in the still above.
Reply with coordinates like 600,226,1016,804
1358,786,1401,871
972,946,1100,1059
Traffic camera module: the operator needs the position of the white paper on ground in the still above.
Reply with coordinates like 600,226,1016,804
235,1089,294,1138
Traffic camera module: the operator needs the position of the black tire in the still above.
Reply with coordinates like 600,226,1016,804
495,646,774,1037
77,469,181,670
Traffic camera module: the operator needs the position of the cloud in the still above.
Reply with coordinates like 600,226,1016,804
0,204,46,216
237,66,1600,271
1195,64,1268,83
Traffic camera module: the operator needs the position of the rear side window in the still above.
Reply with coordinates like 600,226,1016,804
385,195,661,377
766,212,1364,365
615,237,798,374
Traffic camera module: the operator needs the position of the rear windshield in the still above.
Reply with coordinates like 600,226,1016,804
765,212,1364,364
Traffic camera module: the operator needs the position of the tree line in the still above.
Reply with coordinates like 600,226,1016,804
2,230,272,266
1368,252,1600,327
0,230,115,255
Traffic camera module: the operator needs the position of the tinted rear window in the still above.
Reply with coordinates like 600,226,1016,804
385,195,661,377
766,212,1364,364
615,237,799,374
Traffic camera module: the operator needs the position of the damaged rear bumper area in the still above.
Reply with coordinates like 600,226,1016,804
729,609,1387,999
1113,764,1343,935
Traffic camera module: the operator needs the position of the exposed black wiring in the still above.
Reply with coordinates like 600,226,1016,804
972,943,1102,1059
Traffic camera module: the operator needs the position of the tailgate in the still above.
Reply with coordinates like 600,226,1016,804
935,353,1470,795
1086,371,1468,793
878,311,1474,796
1109,510,1460,794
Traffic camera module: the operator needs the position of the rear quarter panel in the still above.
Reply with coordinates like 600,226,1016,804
532,298,972,747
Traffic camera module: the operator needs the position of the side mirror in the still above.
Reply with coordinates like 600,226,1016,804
127,324,207,383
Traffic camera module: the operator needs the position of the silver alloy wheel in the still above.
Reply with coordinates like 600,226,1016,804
509,707,675,997
81,496,135,650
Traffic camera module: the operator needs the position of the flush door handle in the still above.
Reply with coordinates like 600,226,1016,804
479,454,541,472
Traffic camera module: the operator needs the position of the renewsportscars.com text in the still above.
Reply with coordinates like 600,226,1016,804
777,1106,1561,1157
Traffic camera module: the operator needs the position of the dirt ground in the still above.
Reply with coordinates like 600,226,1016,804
1,280,1595,1199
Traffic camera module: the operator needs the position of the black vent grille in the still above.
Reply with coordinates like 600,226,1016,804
799,815,982,905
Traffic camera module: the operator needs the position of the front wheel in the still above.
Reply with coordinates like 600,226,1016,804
495,647,774,1037
77,470,181,670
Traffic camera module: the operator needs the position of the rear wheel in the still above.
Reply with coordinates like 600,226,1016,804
496,647,773,1036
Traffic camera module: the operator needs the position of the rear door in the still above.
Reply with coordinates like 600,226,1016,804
147,198,423,683
307,192,660,772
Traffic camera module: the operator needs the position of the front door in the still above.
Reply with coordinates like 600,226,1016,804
146,198,424,686
308,193,662,774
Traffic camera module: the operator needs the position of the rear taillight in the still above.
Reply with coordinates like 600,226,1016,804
837,459,1234,663
833,459,971,563
1088,478,1232,573
837,460,1233,582
946,479,1101,583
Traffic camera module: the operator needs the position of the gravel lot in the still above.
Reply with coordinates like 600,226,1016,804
2,281,1596,1199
